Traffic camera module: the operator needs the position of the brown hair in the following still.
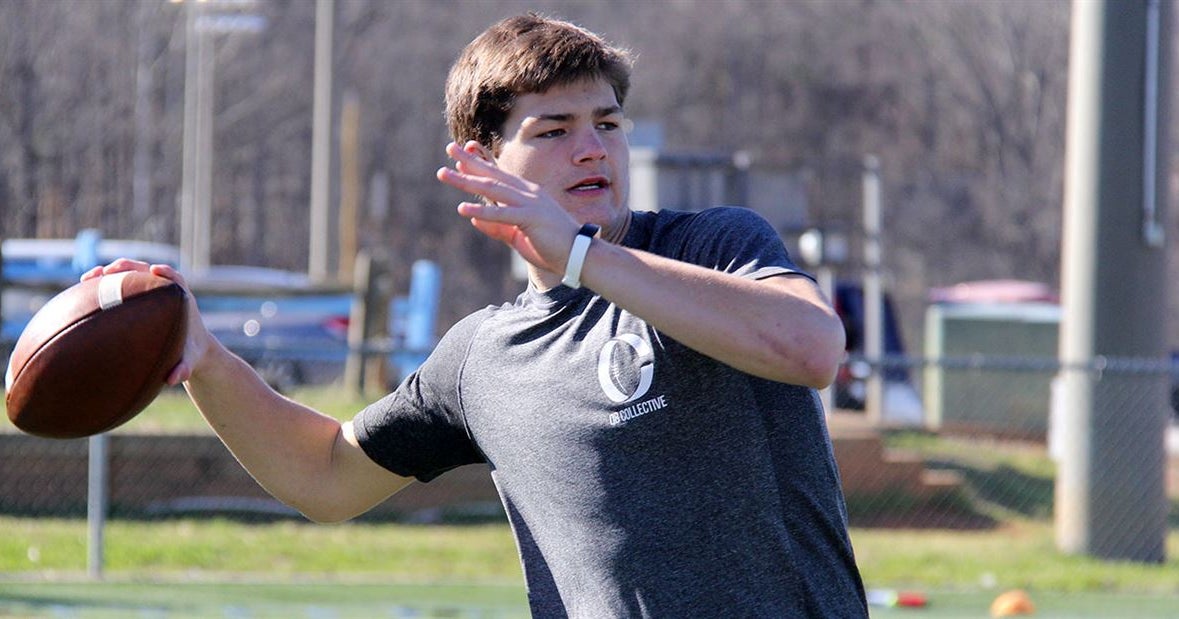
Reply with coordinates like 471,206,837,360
444,13,633,151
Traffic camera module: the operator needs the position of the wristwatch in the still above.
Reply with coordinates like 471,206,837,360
561,223,600,289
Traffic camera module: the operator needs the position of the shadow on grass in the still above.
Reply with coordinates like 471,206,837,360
0,594,163,616
927,457,1179,530
925,459,1056,520
845,444,1055,529
845,483,999,530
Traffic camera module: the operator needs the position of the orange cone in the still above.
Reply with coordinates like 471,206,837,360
990,589,1036,617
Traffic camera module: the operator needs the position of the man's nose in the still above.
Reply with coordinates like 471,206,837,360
572,128,608,163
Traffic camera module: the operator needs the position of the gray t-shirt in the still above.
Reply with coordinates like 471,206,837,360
354,207,868,618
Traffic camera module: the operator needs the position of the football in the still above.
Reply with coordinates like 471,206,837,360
5,271,188,439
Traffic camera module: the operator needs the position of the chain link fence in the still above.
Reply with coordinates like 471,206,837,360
2,351,1179,570
832,353,1177,540
3,353,1175,532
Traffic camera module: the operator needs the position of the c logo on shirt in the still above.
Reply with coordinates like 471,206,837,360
597,333,654,404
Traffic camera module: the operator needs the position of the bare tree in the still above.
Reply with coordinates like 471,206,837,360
0,0,1081,343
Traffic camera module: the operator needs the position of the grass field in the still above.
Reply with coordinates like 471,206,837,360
112,385,369,433
2,578,1177,618
4,518,1177,592
3,388,1178,616
2,516,1176,617
0,581,531,618
2,582,1178,618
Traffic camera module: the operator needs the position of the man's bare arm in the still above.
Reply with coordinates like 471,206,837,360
83,260,411,523
183,340,412,523
437,143,845,387
578,244,844,387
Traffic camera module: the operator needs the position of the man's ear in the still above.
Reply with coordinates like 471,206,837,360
461,141,499,206
465,141,496,163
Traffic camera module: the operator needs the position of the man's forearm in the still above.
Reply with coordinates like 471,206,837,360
578,239,845,388
184,341,409,522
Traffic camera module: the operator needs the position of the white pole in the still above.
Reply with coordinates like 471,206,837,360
179,3,198,272
862,155,884,425
193,24,214,273
87,434,109,580
309,0,334,281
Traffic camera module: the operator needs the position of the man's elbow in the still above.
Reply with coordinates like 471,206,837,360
800,355,841,389
789,350,841,389
262,490,351,524
271,480,381,524
290,494,375,524
769,320,845,388
299,507,356,525
808,320,847,388
290,474,413,524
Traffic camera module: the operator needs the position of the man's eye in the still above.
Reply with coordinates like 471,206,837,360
596,122,620,131
538,128,565,138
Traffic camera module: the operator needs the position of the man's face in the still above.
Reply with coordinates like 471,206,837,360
491,78,631,232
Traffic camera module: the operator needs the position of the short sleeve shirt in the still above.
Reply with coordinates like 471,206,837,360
354,207,868,618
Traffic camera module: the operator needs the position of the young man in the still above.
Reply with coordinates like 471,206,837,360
89,13,866,618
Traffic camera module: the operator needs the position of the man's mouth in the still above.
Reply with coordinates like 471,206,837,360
569,177,610,192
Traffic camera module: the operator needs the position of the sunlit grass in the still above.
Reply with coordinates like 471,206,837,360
1,383,374,435
4,516,1176,594
112,384,374,434
852,520,1179,594
1,517,523,584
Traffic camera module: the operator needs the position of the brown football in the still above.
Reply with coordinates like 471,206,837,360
5,271,187,439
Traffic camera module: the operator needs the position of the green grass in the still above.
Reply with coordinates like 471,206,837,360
0,511,531,618
1,384,372,436
108,384,372,434
884,431,1058,520
0,581,531,618
852,521,1179,594
3,583,1178,619
3,388,1178,616
1,518,523,583
3,516,1177,594
869,591,1179,618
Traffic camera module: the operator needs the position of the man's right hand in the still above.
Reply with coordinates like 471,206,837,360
84,258,410,522
81,259,211,386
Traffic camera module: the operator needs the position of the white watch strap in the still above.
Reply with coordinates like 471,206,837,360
561,223,600,289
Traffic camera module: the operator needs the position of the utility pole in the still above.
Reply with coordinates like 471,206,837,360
308,0,335,282
1056,0,1171,563
338,91,360,282
132,1,157,237
177,0,265,273
179,0,208,273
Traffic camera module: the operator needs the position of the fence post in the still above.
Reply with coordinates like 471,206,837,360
345,250,393,396
87,433,109,580
345,252,370,395
861,155,885,425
